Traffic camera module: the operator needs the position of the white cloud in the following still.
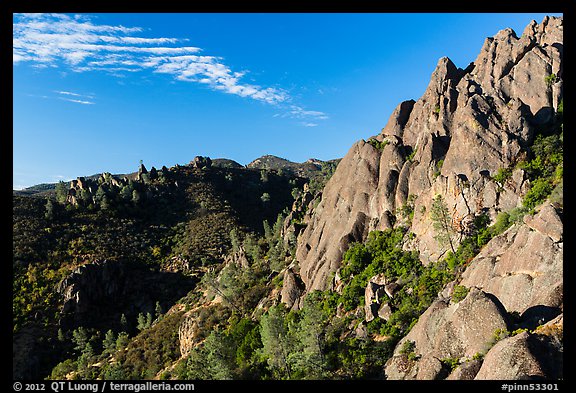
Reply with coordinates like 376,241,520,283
58,98,95,105
289,105,329,120
301,122,319,127
48,90,96,104
13,13,293,106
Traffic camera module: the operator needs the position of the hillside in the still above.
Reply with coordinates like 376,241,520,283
12,16,562,382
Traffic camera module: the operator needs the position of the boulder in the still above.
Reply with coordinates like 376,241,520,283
377,303,393,321
446,359,483,380
523,204,563,242
384,282,401,298
475,332,562,380
384,288,509,379
280,269,304,310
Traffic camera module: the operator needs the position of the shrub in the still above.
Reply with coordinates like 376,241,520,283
433,160,444,179
523,178,553,210
367,138,389,151
451,285,469,303
406,147,417,162
441,357,460,371
492,167,513,185
491,211,511,236
399,340,416,356
544,73,557,87
472,352,484,361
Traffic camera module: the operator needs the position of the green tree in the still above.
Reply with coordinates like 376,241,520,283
132,189,141,205
100,195,111,211
57,328,65,342
430,194,456,253
155,301,163,319
78,188,91,205
202,331,235,379
116,332,129,350
260,305,292,378
72,327,89,354
120,184,133,201
261,192,271,204
120,313,128,332
55,181,68,204
289,296,330,378
260,170,269,183
94,185,107,203
45,199,55,220
229,228,241,253
103,329,116,354
137,312,147,331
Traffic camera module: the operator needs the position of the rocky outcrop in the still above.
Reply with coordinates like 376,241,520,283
384,288,509,380
58,259,197,332
474,330,562,380
178,312,197,358
222,246,250,269
295,16,563,296
364,274,399,322
459,203,563,328
280,269,304,310
190,156,212,169
384,200,563,380
296,138,404,292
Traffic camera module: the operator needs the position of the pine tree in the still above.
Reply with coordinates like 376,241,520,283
57,328,65,342
260,305,292,379
289,297,330,378
430,194,456,253
202,331,234,379
95,185,107,202
137,312,147,331
45,199,55,220
72,327,89,354
261,192,271,204
103,330,116,354
155,301,163,320
55,181,68,204
116,332,129,350
120,313,128,332
132,189,141,205
120,185,132,201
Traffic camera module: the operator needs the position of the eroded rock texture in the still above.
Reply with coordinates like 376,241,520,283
294,16,562,295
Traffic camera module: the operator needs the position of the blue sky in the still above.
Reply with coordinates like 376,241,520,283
12,13,560,189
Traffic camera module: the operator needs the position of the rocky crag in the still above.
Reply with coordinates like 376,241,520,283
289,16,562,379
294,16,562,291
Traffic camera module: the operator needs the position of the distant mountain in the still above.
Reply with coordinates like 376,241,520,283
211,158,244,169
14,155,341,196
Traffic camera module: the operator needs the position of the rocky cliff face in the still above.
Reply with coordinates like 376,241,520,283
294,16,563,294
58,259,197,332
384,201,562,379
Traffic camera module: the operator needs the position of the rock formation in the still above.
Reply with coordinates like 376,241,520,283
190,156,213,169
58,259,197,331
294,16,563,295
384,288,509,379
383,201,563,380
459,203,563,329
